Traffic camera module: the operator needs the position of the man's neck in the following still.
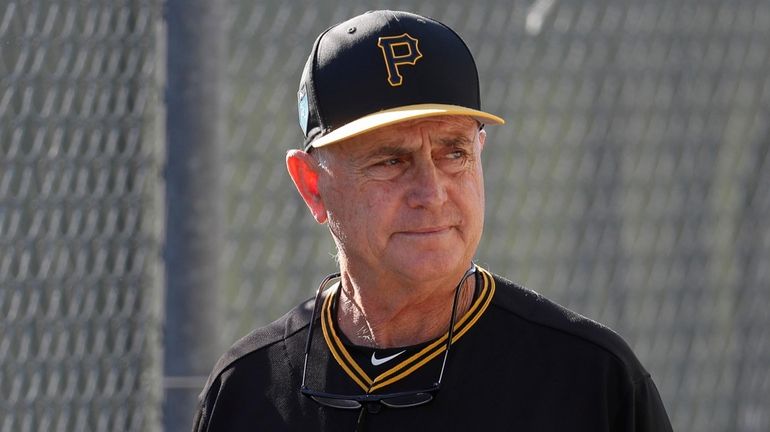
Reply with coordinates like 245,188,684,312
335,268,476,348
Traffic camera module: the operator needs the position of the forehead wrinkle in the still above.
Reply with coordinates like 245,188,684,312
367,144,413,158
365,128,472,158
437,134,474,149
329,115,479,163
343,137,412,167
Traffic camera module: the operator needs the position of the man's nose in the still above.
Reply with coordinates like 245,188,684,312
405,156,448,209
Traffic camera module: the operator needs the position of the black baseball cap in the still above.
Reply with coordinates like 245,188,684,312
297,10,504,150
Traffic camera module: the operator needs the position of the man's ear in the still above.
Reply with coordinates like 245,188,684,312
286,149,328,224
478,128,487,152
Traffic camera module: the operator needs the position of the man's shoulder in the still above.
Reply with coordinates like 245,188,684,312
198,297,314,397
487,272,648,379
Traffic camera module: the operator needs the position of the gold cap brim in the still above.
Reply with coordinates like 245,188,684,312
309,103,505,148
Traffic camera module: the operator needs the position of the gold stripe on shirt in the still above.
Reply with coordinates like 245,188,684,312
321,267,496,394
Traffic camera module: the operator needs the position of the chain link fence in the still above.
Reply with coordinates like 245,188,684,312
0,1,165,431
1,0,768,431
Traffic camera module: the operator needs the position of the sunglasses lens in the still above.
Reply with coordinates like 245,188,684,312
311,395,362,410
380,392,434,408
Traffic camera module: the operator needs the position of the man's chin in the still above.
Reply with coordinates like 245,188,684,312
386,252,470,282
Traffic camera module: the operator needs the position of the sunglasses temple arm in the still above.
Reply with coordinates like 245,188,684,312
437,264,476,384
302,273,339,386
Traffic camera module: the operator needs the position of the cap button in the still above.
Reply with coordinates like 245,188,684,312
347,26,356,34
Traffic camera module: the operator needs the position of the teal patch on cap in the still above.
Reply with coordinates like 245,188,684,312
298,85,309,135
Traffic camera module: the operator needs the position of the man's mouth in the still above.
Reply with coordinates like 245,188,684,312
397,226,454,236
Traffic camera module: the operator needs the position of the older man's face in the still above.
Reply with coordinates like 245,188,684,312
316,116,486,282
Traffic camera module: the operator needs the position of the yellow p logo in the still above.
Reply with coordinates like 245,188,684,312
377,33,423,87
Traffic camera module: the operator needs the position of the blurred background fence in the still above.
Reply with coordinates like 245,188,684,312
1,0,768,431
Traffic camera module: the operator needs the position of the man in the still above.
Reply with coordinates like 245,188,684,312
193,10,672,431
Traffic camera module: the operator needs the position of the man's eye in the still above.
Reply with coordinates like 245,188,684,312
377,158,403,167
443,149,471,162
437,149,472,173
365,157,408,180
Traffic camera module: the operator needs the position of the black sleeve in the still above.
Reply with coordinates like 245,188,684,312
191,376,221,432
616,374,673,432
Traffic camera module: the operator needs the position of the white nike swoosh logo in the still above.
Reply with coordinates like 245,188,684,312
371,350,406,366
